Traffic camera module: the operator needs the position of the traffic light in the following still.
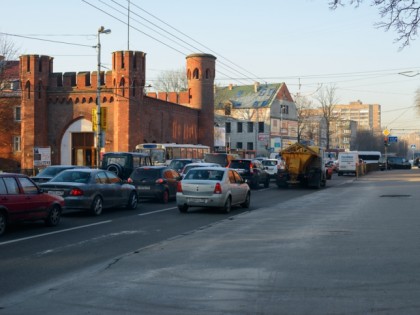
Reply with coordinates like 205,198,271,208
384,137,389,147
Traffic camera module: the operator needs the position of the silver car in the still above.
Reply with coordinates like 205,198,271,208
180,162,221,178
176,167,250,213
40,169,138,216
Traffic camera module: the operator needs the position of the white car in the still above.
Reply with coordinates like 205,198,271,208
176,167,250,213
261,159,284,178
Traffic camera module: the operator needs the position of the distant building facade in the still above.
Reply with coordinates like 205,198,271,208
0,51,216,171
214,82,298,157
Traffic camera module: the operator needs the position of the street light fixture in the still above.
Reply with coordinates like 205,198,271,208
96,26,111,167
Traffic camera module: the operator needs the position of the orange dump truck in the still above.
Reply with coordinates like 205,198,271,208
276,143,327,188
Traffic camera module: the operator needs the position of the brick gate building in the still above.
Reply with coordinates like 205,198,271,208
1,51,216,171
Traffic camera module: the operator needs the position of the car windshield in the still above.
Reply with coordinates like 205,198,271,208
51,171,91,183
131,168,161,180
185,169,224,181
37,167,66,177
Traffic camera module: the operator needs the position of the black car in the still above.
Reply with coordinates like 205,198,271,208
128,166,181,203
227,159,270,189
167,159,200,174
386,156,411,169
101,152,153,180
31,165,88,183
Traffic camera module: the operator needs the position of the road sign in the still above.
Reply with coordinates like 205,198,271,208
388,136,398,143
383,129,390,136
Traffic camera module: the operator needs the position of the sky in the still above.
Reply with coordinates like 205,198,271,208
2,0,420,135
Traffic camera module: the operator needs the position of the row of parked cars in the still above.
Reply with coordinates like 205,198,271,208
0,153,284,236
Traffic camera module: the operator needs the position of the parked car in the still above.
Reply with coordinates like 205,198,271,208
386,156,411,169
40,169,138,216
180,162,222,178
31,165,89,183
128,166,181,203
261,159,281,179
101,152,153,180
227,159,270,189
167,159,200,173
378,156,387,171
176,167,250,213
0,173,64,236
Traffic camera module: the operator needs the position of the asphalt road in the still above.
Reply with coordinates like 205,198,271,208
9,171,418,315
0,175,348,299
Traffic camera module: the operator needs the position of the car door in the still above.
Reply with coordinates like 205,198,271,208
1,176,37,222
228,170,241,205
16,176,48,219
232,171,247,202
95,171,115,208
105,171,126,207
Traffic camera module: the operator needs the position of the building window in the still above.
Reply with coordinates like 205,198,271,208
14,106,21,121
224,104,231,116
281,104,289,115
247,122,254,133
247,142,253,150
236,142,243,149
226,122,231,133
237,122,243,133
193,68,199,79
13,136,21,152
258,122,264,133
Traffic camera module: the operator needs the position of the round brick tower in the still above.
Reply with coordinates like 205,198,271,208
186,53,216,150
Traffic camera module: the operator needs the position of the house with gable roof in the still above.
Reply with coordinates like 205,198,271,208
214,82,298,157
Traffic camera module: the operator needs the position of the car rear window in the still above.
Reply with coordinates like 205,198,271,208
131,168,161,180
229,160,251,169
262,160,277,166
185,169,224,180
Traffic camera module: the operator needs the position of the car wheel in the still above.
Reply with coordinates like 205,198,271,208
241,192,251,208
223,197,232,214
264,177,269,188
178,205,188,213
90,196,103,216
126,191,138,210
106,164,123,178
45,205,61,227
161,190,169,204
0,212,6,236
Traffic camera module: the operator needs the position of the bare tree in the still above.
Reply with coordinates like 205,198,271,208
294,93,314,143
153,68,187,93
330,0,420,48
0,35,19,92
315,85,340,150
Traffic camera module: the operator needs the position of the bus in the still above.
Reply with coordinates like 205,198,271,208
135,143,211,165
357,151,382,164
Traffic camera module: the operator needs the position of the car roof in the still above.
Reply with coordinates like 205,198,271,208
0,173,27,177
185,162,219,166
137,166,167,169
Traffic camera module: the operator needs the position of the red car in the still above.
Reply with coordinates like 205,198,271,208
0,173,64,236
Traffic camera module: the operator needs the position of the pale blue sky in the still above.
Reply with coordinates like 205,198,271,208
2,0,420,132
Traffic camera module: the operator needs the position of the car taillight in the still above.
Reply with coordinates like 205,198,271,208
127,177,133,183
213,182,222,194
250,164,254,174
177,181,183,192
70,188,83,196
155,178,164,184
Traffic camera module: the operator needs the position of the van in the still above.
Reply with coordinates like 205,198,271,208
204,153,239,167
337,151,359,176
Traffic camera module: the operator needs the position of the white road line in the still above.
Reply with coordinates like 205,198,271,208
0,220,112,246
138,207,177,216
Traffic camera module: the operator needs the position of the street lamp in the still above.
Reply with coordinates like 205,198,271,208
96,26,111,167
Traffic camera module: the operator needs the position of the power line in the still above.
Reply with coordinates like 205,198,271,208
0,32,94,48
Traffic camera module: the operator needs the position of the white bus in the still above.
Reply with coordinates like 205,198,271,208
135,143,211,165
357,151,382,164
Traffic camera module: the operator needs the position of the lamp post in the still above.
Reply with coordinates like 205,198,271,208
96,26,111,167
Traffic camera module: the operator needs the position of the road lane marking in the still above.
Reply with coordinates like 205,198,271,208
0,220,112,246
138,207,177,216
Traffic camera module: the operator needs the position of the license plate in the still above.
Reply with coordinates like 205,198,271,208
188,198,206,203
137,186,150,190
48,190,64,196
